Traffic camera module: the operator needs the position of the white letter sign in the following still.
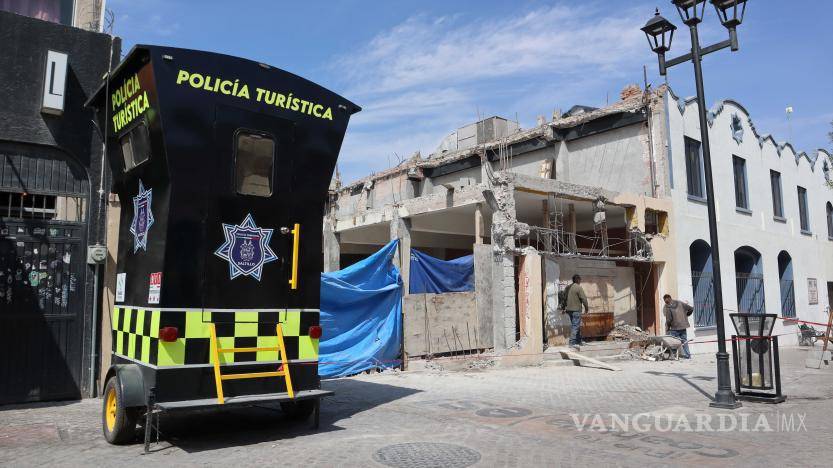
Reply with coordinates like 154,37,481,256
42,50,68,115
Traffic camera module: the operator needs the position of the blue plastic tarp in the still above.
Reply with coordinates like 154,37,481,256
319,240,402,378
409,249,474,294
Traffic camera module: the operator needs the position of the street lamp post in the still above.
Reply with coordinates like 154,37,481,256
642,0,748,409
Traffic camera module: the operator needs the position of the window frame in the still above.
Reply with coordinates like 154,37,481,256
118,119,151,173
826,202,833,240
797,186,811,234
770,170,784,220
233,128,276,198
684,137,706,200
732,155,750,211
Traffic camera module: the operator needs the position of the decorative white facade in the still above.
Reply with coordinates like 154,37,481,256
665,88,833,352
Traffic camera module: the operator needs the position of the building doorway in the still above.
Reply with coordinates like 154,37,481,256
0,151,89,403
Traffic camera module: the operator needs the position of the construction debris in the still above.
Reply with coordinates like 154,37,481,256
466,358,497,370
627,335,684,361
608,323,649,341
557,349,622,371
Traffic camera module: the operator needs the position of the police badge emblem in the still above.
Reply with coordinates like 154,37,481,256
214,213,277,281
129,180,154,253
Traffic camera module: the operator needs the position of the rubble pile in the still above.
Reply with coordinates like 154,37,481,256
625,335,685,361
608,323,649,341
466,358,496,370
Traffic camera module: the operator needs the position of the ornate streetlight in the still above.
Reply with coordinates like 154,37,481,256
642,0,750,410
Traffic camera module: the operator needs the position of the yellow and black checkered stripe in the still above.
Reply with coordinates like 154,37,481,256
112,307,319,367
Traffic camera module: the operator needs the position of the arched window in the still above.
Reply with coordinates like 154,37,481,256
778,251,795,318
827,202,833,239
734,246,765,314
690,240,715,327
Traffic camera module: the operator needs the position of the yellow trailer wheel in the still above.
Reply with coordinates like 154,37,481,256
102,376,139,444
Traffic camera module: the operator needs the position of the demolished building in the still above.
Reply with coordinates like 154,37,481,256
325,85,672,358
324,83,833,360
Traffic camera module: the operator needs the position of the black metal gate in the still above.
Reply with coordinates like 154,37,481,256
736,273,766,315
691,271,716,327
0,151,89,403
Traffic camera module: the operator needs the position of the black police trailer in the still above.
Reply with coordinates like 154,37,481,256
87,45,359,448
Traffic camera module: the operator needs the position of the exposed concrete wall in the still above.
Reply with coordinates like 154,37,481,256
473,243,494,348
490,254,514,350
423,166,482,195
403,294,427,356
557,124,653,195
488,172,525,350
403,292,480,356
333,185,484,233
543,257,637,346
323,220,340,272
506,146,559,179
390,216,412,296
73,0,104,31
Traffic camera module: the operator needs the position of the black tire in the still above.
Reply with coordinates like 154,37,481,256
102,375,140,444
279,399,316,420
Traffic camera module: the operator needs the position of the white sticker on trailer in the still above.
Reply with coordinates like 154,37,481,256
116,273,126,302
148,272,162,304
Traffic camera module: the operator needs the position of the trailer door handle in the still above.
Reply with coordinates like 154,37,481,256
288,223,300,290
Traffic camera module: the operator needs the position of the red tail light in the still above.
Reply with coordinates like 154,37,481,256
308,325,322,339
159,326,179,342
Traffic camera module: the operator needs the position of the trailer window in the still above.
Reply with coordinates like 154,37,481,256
235,131,274,197
120,121,151,171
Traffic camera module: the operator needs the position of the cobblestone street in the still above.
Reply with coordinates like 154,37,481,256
2,348,832,467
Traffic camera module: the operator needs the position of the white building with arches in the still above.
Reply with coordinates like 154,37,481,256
665,89,833,352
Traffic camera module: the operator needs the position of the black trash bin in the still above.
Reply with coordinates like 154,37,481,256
730,313,786,403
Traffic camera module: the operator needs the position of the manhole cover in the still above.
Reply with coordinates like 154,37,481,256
373,442,481,468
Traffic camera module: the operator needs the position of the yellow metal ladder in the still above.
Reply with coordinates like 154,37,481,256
209,323,294,404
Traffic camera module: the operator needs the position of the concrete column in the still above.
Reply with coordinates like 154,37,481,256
322,220,340,273
474,203,484,244
390,214,411,370
390,215,412,296
491,254,517,350
488,174,519,351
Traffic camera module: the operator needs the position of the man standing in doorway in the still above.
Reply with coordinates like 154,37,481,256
663,294,694,359
564,274,589,350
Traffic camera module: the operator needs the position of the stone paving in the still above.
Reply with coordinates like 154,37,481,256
1,347,832,467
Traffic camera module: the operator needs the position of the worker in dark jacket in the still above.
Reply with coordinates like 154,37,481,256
663,294,694,358
565,275,590,349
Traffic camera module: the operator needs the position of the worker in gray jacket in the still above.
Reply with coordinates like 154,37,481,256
564,275,590,349
663,294,694,358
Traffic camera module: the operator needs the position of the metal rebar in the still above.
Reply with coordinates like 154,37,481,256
452,326,464,358
466,322,472,357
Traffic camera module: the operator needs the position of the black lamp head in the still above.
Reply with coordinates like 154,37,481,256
672,0,708,25
710,0,747,29
641,8,677,54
